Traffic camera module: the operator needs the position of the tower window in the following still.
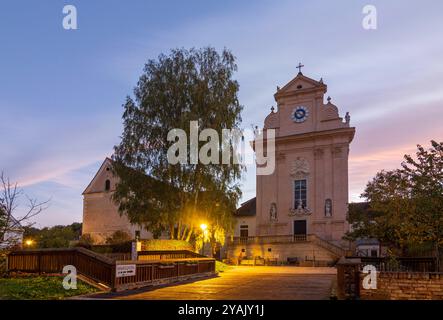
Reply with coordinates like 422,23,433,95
294,179,307,209
105,179,111,191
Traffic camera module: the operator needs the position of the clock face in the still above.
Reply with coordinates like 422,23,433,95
291,106,309,123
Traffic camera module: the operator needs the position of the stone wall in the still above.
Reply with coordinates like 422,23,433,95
82,158,153,244
360,272,443,300
83,192,151,244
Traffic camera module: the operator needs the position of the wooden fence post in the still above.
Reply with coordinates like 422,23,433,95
5,254,9,272
110,264,116,292
37,252,41,275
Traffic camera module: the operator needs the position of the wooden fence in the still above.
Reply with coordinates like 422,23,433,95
114,258,216,291
7,248,215,291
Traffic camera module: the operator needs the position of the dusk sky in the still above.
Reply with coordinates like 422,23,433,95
1,0,442,227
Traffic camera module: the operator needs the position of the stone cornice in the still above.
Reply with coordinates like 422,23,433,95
252,127,355,152
274,87,326,101
274,127,355,145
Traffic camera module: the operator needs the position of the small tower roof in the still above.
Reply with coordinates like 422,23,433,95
274,72,326,101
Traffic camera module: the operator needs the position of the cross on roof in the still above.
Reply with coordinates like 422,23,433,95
296,62,304,74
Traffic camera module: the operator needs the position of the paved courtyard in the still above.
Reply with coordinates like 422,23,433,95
94,266,336,300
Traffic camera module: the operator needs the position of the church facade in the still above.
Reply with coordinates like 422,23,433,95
227,70,355,264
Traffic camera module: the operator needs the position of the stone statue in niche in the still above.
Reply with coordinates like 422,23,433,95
325,199,332,217
270,202,277,221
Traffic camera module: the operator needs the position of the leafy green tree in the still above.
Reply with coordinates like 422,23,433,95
402,141,443,268
23,223,82,248
347,169,413,251
347,141,443,268
198,189,237,257
113,47,244,242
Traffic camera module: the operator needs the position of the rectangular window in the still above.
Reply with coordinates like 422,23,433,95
294,179,307,209
240,225,248,238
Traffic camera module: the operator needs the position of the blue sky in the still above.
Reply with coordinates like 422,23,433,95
1,0,443,227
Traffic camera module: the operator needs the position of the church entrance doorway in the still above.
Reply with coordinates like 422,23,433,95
293,220,307,241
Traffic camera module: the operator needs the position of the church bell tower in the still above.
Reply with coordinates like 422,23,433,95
256,66,355,245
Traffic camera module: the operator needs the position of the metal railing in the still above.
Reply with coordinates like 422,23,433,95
228,234,307,245
309,234,347,258
357,256,437,272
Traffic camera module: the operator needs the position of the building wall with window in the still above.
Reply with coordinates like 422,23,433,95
232,197,257,238
233,217,256,238
82,158,152,244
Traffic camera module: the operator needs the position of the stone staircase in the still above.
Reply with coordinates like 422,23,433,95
227,234,348,265
308,234,347,259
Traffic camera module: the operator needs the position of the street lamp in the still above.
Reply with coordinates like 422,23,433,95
200,224,207,256
24,239,34,247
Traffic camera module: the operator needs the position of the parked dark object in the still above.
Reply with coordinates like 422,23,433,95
287,257,299,265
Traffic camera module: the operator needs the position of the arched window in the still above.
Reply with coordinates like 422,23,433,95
105,179,111,191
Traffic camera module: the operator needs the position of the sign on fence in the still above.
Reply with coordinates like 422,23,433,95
116,264,136,278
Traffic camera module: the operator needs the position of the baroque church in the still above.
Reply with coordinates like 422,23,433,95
82,69,355,264
228,69,355,264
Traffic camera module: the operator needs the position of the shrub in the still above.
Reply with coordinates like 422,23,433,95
140,239,193,251
105,230,131,245
76,234,95,248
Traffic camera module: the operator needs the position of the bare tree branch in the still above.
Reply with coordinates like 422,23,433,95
0,171,50,248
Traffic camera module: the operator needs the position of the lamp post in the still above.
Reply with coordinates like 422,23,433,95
200,224,207,256
24,239,34,248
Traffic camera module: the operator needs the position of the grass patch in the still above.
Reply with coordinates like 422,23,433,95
0,276,98,300
215,261,232,273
